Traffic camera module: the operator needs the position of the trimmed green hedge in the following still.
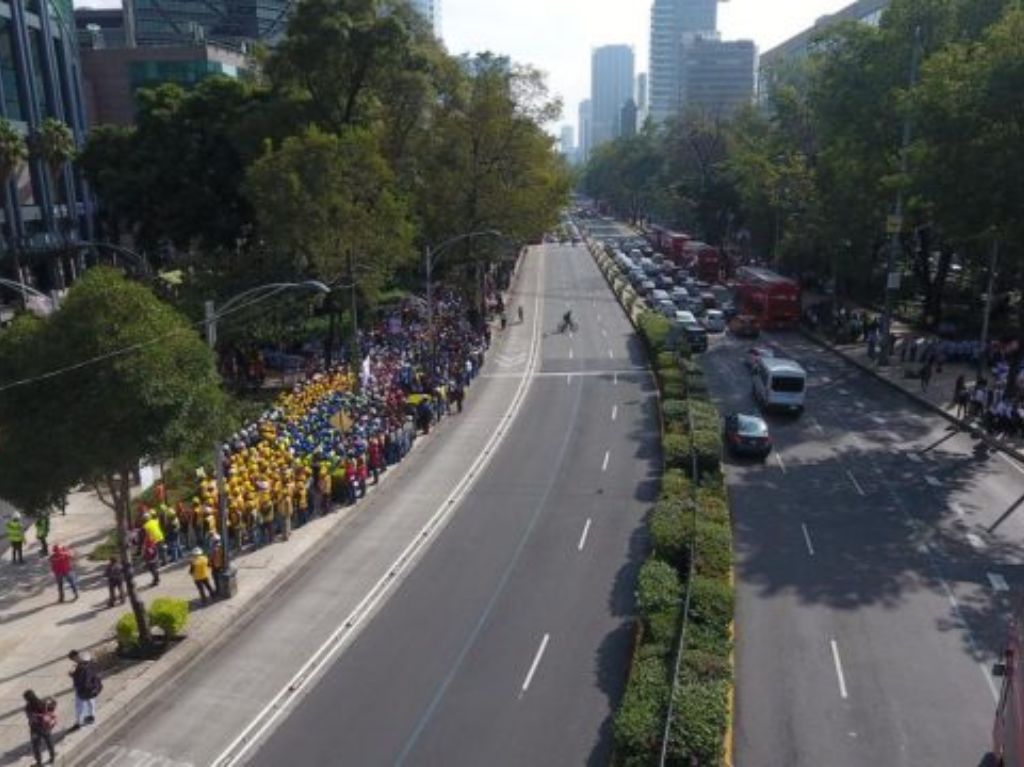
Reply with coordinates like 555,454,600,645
614,654,671,767
657,366,684,391
656,351,677,369
691,428,722,476
116,612,139,650
149,597,190,638
689,575,734,638
667,680,729,765
662,434,690,470
638,311,672,355
661,468,695,501
636,558,682,616
662,399,687,424
650,498,692,568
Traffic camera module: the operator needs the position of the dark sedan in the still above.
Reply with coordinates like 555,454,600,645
723,413,772,459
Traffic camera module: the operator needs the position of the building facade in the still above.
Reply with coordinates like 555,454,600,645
681,37,755,116
758,0,889,102
649,0,718,123
590,44,634,150
131,0,295,47
577,98,591,165
409,0,441,35
0,0,92,293
635,71,648,124
559,124,574,159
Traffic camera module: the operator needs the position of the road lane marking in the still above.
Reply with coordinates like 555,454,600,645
775,453,786,473
830,639,849,699
569,348,574,360
608,349,614,359
925,475,941,487
988,573,1009,592
578,519,592,551
846,470,866,496
614,372,618,386
521,633,551,694
211,247,549,767
612,405,618,421
801,523,816,556
940,580,959,609
967,533,986,551
601,329,608,338
567,374,571,385
953,502,966,519
999,452,1024,477
602,450,610,472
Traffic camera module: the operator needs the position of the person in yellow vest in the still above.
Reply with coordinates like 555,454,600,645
276,485,294,541
141,513,167,566
259,487,275,545
189,548,215,605
317,466,332,515
6,513,25,564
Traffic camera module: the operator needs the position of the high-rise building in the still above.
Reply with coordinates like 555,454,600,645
409,0,442,36
619,99,638,138
649,0,718,123
578,98,592,164
758,0,889,103
636,72,648,124
590,44,634,149
559,125,574,158
0,0,92,293
130,0,296,48
681,37,755,116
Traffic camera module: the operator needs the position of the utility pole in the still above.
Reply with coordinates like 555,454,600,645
878,26,922,366
348,249,359,380
978,237,999,377
204,299,236,599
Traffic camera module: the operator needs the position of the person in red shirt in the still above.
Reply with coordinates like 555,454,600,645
49,544,78,603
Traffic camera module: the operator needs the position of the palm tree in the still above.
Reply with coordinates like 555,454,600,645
0,118,28,295
28,118,77,284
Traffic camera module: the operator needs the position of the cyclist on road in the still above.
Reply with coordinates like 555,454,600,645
561,309,575,333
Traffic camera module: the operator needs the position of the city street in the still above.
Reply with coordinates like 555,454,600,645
79,241,660,766
705,330,1024,767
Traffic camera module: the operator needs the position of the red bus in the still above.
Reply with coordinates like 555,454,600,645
682,241,721,283
994,610,1024,766
733,266,801,329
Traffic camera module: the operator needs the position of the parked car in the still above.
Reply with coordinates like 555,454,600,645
656,274,676,290
671,287,690,306
639,280,657,296
723,413,773,460
702,309,726,333
650,289,671,304
657,299,678,318
675,310,698,325
730,314,761,338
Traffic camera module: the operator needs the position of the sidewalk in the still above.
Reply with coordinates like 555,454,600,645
0,260,530,767
800,325,1024,465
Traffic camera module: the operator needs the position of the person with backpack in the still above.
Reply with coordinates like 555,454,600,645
23,689,57,765
68,650,101,729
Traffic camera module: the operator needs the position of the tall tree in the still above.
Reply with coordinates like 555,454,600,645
28,117,75,237
0,268,228,648
0,119,27,286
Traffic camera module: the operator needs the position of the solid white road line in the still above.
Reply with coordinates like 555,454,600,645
940,579,959,609
988,572,1009,592
608,349,614,359
775,453,786,473
569,348,574,360
211,247,548,767
612,405,618,421
980,663,1000,702
602,450,610,472
521,633,551,694
967,533,986,551
830,639,849,700
925,475,941,487
801,523,816,556
614,372,618,386
578,519,592,551
846,470,866,496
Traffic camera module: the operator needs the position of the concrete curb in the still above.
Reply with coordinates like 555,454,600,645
799,327,1024,466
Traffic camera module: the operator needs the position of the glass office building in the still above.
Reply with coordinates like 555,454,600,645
132,0,295,47
0,0,92,292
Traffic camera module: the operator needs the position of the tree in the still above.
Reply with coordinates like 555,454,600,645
0,268,228,648
28,118,75,218
0,118,27,285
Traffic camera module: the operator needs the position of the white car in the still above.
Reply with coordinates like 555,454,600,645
702,309,726,333
675,310,697,325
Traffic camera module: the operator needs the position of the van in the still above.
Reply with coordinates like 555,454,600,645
752,357,806,412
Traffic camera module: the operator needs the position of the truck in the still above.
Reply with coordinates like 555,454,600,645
733,266,801,329
682,241,721,283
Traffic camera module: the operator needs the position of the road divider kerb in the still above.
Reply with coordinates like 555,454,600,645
208,251,547,767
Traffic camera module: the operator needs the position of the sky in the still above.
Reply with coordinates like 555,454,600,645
72,0,856,135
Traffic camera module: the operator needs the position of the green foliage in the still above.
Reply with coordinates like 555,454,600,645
679,647,732,685
637,311,672,355
613,653,670,767
0,117,27,183
693,521,733,580
657,366,684,392
689,575,735,639
667,681,729,765
148,598,190,638
650,497,692,568
662,434,691,470
685,373,709,398
661,469,695,501
647,607,681,647
655,351,677,369
116,612,140,650
688,398,720,431
636,557,682,617
691,428,723,477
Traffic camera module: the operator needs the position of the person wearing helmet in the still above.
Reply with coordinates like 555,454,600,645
6,513,25,564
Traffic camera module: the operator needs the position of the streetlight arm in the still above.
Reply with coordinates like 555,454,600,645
0,278,50,301
215,280,329,317
427,229,503,272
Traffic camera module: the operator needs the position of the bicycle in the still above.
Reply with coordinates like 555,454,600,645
558,318,579,334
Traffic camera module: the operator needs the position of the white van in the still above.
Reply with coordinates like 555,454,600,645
752,357,806,412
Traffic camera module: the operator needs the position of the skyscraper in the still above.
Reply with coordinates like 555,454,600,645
649,0,718,122
681,37,756,116
590,44,634,149
409,0,442,36
559,125,575,159
131,0,296,47
636,72,648,123
578,99,592,164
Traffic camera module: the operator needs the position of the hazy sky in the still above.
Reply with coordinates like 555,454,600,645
73,0,855,134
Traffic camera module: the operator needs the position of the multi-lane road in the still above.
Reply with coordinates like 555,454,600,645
705,329,1024,767
83,239,660,766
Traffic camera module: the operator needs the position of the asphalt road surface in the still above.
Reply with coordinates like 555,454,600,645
705,329,1024,767
85,238,659,767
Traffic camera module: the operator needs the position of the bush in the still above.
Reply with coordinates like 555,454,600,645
680,358,703,376
656,351,677,370
662,379,686,400
660,469,694,501
685,374,709,398
662,398,687,423
691,428,722,476
657,365,684,390
648,606,681,646
689,575,734,638
662,434,690,470
689,399,719,431
624,291,638,313
636,557,682,616
650,498,693,568
679,646,732,684
697,491,729,525
667,680,729,765
116,612,139,650
638,311,672,355
613,653,670,767
694,520,732,579
148,597,190,638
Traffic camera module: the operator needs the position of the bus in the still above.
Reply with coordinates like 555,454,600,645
734,266,801,329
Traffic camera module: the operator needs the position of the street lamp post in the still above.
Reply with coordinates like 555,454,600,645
423,230,502,370
202,280,330,599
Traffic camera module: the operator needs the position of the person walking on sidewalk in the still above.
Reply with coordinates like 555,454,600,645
68,650,101,729
142,511,167,566
189,547,215,605
23,690,57,765
49,544,78,602
35,513,49,557
6,513,25,564
141,537,160,587
104,557,125,607
953,374,968,418
920,359,933,392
